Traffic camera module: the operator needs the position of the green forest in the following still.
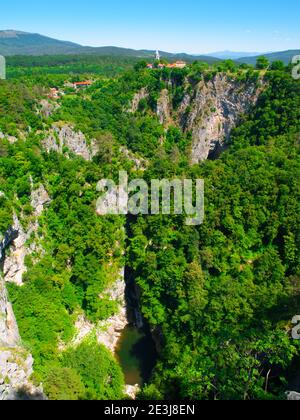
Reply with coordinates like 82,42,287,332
0,55,299,400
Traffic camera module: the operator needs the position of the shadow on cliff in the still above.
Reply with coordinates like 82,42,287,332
8,387,46,401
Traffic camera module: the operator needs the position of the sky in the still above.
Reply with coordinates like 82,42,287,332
0,0,299,54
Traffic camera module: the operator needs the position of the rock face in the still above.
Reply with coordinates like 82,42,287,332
130,88,148,113
72,268,128,354
125,384,140,400
129,73,264,163
96,269,128,353
3,214,29,286
0,270,44,400
38,100,59,118
157,89,172,126
287,391,300,401
4,185,50,286
0,347,44,400
0,227,18,262
42,124,98,161
0,277,20,347
0,131,18,144
0,184,49,399
178,74,263,163
31,183,50,217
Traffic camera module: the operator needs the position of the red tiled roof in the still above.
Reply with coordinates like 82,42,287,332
73,81,92,86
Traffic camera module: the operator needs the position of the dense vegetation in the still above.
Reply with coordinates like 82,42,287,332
0,56,299,400
6,55,138,79
0,134,126,399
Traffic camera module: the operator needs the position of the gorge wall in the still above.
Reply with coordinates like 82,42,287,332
0,232,44,400
153,73,264,163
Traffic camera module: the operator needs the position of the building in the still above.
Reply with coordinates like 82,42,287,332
166,61,187,69
73,80,93,89
147,61,187,70
146,49,187,70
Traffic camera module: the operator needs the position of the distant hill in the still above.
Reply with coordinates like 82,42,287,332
207,51,264,60
0,30,220,63
238,50,300,65
2,30,297,66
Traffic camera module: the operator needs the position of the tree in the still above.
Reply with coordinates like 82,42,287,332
44,367,85,400
270,60,285,71
256,56,269,70
134,60,148,71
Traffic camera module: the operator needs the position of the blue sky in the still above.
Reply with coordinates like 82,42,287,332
1,0,299,53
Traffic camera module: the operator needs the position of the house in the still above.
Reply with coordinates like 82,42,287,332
167,61,187,69
73,80,93,89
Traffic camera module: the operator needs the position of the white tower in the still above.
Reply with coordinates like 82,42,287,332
155,50,161,61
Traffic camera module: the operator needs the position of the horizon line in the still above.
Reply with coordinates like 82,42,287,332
0,29,285,56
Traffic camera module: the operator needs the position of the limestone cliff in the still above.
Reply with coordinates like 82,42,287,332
42,124,98,161
71,268,128,354
132,73,264,163
0,183,50,399
130,88,148,113
157,89,172,126
4,184,50,286
179,74,264,162
0,275,44,400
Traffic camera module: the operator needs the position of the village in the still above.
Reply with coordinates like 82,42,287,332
48,51,186,100
147,50,187,69
48,80,93,99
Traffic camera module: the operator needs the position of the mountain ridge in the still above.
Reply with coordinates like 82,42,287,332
0,30,299,65
0,30,219,63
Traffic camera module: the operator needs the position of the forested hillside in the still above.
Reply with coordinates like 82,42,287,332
0,57,299,400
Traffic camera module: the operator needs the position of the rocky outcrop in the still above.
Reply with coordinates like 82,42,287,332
0,227,18,262
179,74,264,162
157,89,172,127
38,99,60,118
3,214,30,286
0,347,44,400
287,391,300,401
0,269,44,399
71,268,128,354
42,124,98,161
125,384,140,400
4,185,50,286
96,269,128,353
0,131,18,144
0,277,20,347
31,183,51,217
130,88,148,113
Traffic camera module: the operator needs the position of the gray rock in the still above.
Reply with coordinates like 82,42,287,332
0,132,18,144
4,184,50,285
179,74,264,163
42,124,98,161
0,277,20,347
287,391,300,401
157,89,172,126
130,88,148,113
38,100,60,118
31,184,51,217
0,276,45,400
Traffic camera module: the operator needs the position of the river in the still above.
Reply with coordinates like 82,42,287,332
116,324,157,386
